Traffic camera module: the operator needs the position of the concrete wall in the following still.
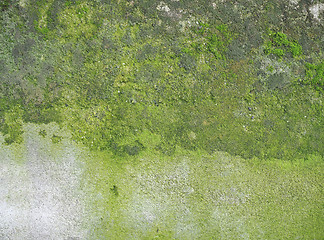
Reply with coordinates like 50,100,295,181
0,123,323,239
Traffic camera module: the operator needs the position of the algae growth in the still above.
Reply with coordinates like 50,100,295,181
1,0,323,160
1,124,323,239
0,0,323,239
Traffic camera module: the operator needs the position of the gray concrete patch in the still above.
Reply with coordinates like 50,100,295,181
0,124,87,240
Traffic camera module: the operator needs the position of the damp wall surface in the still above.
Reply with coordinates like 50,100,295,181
0,123,323,239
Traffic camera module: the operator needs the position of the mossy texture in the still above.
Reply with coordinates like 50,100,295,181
0,1,323,238
1,124,322,239
0,0,323,160
82,147,324,239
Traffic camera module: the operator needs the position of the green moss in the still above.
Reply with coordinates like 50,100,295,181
271,48,284,57
110,185,119,196
270,31,289,47
1,2,324,237
0,0,322,161
304,61,324,91
1,105,24,145
264,31,303,58
194,23,234,60
0,0,11,12
51,134,62,143
288,40,303,57
39,129,47,137
81,148,324,239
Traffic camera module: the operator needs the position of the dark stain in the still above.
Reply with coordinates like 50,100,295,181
110,185,119,196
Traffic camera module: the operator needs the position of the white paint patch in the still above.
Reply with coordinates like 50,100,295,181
309,3,324,21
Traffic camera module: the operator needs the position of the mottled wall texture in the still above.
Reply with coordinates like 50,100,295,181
0,0,323,239
0,124,323,239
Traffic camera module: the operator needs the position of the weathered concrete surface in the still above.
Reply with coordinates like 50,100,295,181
0,124,87,239
0,123,323,239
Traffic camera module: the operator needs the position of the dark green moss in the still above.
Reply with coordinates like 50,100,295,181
304,61,324,91
39,129,47,137
0,0,11,12
0,0,323,160
110,185,119,197
51,134,62,143
264,31,303,58
0,105,24,145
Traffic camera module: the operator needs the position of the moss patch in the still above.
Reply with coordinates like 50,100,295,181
264,31,303,59
81,148,324,239
0,0,323,161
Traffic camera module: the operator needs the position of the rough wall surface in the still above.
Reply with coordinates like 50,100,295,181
0,124,87,239
0,0,323,239
1,124,323,239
